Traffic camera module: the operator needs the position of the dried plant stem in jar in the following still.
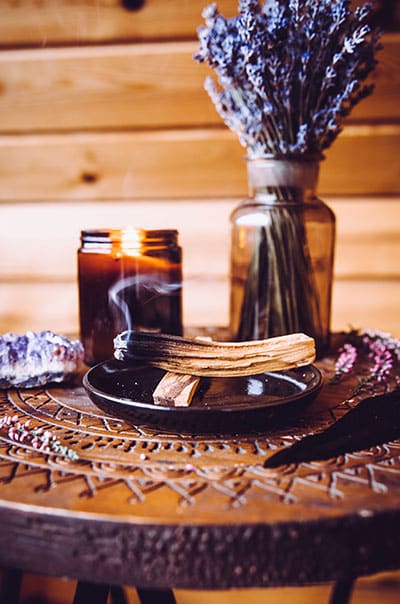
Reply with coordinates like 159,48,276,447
230,157,335,352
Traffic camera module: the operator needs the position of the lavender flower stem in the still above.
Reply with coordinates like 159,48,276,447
194,1,381,156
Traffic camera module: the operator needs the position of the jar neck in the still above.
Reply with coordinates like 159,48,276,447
80,228,179,253
246,157,320,203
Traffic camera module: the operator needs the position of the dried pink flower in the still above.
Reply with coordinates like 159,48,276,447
330,342,358,384
368,339,393,382
0,414,79,461
336,343,358,374
330,328,398,388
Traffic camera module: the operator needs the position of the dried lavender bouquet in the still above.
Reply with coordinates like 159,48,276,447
195,0,381,345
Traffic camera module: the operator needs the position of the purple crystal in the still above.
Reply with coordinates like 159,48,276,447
0,330,84,389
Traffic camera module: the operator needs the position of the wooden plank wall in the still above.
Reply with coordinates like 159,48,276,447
0,0,399,340
0,2,400,602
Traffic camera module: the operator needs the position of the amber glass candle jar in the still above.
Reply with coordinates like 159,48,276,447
78,228,183,365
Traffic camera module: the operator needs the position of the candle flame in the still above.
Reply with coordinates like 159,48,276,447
111,228,144,257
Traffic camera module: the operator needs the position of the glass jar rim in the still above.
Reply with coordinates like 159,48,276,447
81,227,179,247
80,228,179,246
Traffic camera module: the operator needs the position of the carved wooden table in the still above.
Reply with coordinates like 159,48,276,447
0,338,399,604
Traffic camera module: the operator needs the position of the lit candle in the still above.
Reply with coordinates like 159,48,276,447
77,228,183,365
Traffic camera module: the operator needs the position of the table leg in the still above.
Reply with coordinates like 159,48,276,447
73,581,110,604
329,578,356,604
136,587,177,604
0,567,22,604
110,585,129,604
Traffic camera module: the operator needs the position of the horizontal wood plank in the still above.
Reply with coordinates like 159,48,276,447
332,280,400,338
350,34,400,121
0,35,398,132
0,198,399,280
0,43,216,131
0,1,238,47
0,125,399,201
0,277,229,335
0,281,79,335
0,1,396,47
0,199,232,279
0,196,399,338
332,198,400,279
1,277,399,339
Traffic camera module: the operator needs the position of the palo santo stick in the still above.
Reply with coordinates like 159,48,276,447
153,372,201,407
114,331,316,377
153,336,210,407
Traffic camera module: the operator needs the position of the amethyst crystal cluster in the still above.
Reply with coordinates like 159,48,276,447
0,330,84,389
194,0,381,157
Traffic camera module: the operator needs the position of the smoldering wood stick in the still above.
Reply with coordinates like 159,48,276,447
114,330,316,378
152,336,209,407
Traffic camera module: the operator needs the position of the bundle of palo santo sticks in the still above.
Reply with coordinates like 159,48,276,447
114,330,316,407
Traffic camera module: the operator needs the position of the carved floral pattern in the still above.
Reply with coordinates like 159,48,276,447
0,371,399,514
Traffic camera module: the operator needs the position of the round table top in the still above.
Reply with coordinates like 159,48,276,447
0,334,399,590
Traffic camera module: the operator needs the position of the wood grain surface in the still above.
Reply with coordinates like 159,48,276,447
0,198,399,337
1,198,399,280
0,0,237,47
0,125,399,201
0,35,398,131
0,0,396,47
0,3,398,349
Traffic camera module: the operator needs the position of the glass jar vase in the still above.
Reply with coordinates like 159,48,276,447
229,156,335,353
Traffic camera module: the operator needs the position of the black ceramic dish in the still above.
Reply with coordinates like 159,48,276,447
83,360,323,435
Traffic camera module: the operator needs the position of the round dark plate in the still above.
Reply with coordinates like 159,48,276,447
83,360,323,435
